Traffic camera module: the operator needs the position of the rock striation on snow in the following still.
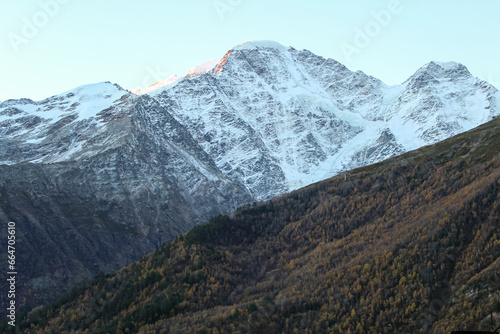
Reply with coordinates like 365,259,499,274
148,40,500,200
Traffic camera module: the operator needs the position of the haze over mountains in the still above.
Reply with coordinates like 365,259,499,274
0,40,499,312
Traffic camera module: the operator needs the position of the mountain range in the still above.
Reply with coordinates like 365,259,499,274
1,40,499,312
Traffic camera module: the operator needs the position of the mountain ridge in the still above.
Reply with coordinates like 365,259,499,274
149,40,499,199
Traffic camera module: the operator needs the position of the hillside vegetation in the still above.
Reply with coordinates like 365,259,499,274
6,117,500,333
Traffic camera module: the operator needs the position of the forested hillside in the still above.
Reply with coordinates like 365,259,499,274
7,117,500,333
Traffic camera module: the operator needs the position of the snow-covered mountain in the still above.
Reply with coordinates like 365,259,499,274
2,39,499,206
2,40,499,200
1,39,499,310
148,40,500,200
0,80,251,224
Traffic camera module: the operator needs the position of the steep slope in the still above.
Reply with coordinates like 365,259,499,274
151,41,499,200
0,84,251,312
14,115,500,334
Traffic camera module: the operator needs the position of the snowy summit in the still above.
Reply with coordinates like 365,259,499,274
230,40,288,51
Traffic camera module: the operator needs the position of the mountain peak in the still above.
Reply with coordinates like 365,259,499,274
213,40,292,76
230,40,288,52
404,60,472,86
422,60,470,76
429,60,464,71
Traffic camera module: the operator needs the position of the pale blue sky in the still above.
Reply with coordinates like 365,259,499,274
1,0,499,101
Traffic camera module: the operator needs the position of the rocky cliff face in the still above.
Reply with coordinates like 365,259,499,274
0,83,251,311
0,40,499,311
153,41,499,200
